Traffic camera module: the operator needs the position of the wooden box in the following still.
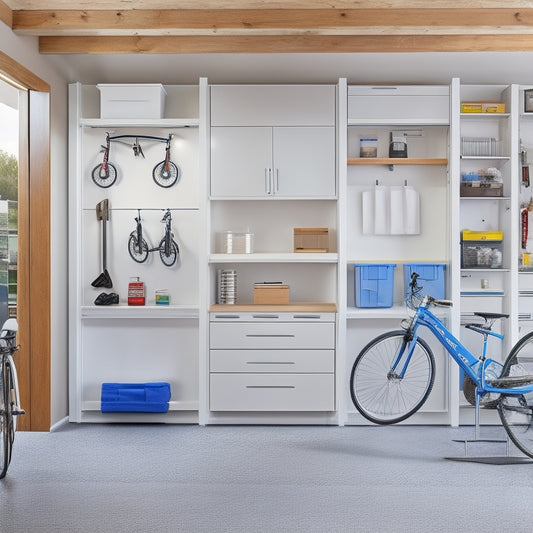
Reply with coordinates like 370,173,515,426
253,284,290,305
294,227,329,253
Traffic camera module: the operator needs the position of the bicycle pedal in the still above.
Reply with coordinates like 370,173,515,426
12,408,25,415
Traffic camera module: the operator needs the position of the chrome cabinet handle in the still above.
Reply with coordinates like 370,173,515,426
245,334,295,338
246,361,295,365
246,385,295,389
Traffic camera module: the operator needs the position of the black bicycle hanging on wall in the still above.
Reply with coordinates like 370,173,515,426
128,208,180,267
92,132,180,189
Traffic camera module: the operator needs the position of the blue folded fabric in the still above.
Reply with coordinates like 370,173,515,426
101,382,171,413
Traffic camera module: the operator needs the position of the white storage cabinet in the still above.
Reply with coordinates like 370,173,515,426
210,85,336,198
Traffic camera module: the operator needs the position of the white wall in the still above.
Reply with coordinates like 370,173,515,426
0,21,69,428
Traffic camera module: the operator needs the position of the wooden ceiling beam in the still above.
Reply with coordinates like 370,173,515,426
13,9,533,36
0,0,12,28
38,34,533,54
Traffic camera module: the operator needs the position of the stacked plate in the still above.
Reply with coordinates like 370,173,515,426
217,269,237,304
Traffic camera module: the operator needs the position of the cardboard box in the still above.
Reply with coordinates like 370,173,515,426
253,284,289,305
294,227,329,253
97,84,167,119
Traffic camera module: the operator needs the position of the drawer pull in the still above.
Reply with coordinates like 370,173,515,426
245,385,296,389
214,314,240,319
252,314,279,319
246,361,295,365
245,334,295,338
293,314,321,319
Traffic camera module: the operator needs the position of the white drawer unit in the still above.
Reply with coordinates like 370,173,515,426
209,312,336,412
210,374,335,412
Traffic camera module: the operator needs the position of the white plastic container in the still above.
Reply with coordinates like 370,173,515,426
219,231,254,254
97,84,167,119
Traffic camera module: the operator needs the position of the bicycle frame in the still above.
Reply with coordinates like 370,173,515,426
400,299,533,397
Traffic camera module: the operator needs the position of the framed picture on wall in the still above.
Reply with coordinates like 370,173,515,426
525,89,533,113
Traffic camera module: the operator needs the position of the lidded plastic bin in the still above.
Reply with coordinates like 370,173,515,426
354,263,396,308
403,263,446,300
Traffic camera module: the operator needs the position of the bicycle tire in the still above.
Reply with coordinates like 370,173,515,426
350,330,435,425
497,331,533,459
91,162,117,188
128,234,149,263
0,361,14,479
159,238,179,267
152,161,180,188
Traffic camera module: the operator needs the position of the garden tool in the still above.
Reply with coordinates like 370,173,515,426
91,199,113,288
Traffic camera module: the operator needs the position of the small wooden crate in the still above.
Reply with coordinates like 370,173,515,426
293,227,329,253
253,284,289,305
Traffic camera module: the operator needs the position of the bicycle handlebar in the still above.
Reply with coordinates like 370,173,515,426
426,295,453,307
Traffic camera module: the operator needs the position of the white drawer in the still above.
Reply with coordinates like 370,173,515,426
210,322,335,350
210,349,334,373
460,296,503,314
210,373,335,411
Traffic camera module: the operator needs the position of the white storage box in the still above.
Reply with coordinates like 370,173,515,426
97,84,167,119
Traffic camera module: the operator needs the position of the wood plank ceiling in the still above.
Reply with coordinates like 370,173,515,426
3,1,533,54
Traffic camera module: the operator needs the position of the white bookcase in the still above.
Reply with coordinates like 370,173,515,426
68,81,206,423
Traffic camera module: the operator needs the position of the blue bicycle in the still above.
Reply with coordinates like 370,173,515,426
350,273,533,459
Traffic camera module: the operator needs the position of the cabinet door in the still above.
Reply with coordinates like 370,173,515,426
273,127,336,197
210,126,272,197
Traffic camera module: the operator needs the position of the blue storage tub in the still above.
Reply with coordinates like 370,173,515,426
403,263,446,300
101,382,171,413
354,263,396,308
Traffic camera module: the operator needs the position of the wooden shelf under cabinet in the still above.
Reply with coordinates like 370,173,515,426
347,157,447,166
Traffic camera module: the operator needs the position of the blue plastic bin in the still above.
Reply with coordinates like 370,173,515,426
101,382,171,413
354,263,396,308
403,263,446,301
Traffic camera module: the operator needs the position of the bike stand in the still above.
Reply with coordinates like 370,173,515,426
445,397,533,464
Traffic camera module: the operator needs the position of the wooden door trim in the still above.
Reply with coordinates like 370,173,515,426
0,52,50,431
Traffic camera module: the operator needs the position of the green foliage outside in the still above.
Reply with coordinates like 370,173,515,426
0,149,18,229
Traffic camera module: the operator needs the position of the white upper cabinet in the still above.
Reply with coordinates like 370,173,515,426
210,84,337,198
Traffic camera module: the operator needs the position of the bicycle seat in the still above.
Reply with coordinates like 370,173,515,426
474,312,509,320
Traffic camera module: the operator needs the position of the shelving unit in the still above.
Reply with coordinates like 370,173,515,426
343,84,452,425
204,84,339,424
68,82,205,423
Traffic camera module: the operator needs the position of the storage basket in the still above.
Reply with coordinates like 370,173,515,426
354,264,396,308
403,263,446,301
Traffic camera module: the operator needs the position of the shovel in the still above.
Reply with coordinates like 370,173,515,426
91,199,113,288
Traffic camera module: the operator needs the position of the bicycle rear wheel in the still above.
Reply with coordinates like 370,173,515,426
0,361,14,479
497,331,533,459
350,331,435,424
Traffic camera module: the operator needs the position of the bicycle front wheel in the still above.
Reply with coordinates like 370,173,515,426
152,161,180,188
91,162,117,188
0,361,14,479
497,331,533,459
350,331,435,424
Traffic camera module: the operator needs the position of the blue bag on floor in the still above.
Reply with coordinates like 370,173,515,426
100,382,171,413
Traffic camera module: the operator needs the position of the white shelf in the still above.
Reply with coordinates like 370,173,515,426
80,305,199,319
460,196,510,201
80,118,200,128
460,113,510,119
346,305,450,320
460,156,510,160
347,118,448,126
82,400,199,411
209,252,338,263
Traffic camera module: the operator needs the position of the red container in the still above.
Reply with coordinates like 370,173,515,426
128,279,145,306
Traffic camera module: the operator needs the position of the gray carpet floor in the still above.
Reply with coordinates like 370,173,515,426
1,423,533,532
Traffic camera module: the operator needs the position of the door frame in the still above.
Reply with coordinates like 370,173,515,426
0,50,50,431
